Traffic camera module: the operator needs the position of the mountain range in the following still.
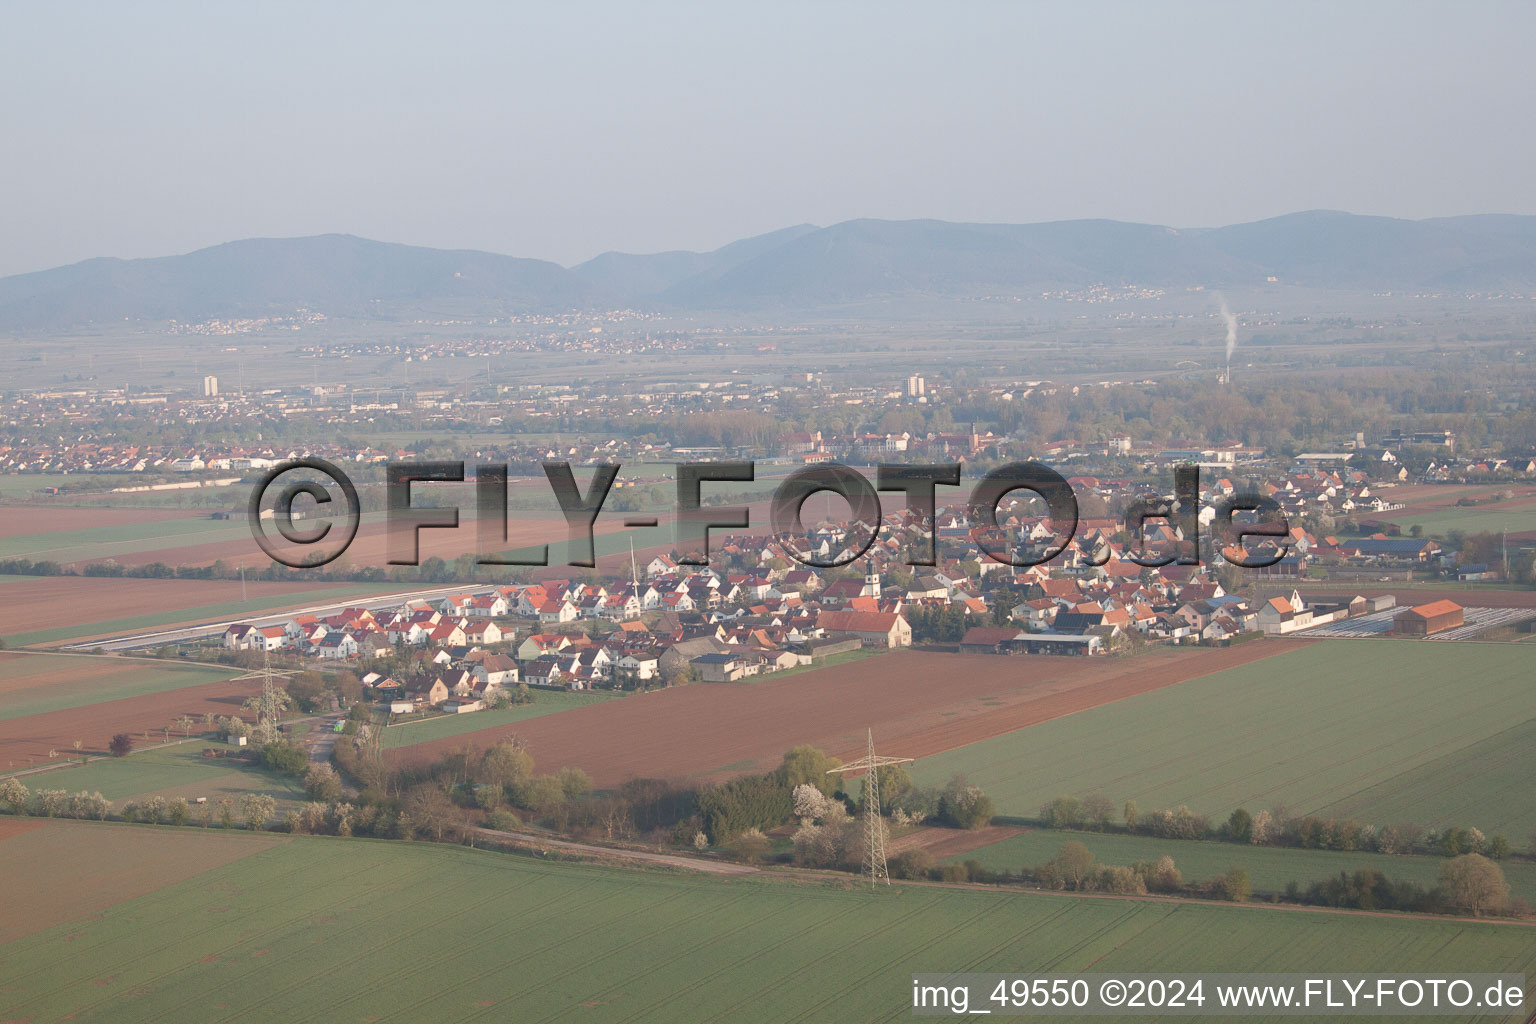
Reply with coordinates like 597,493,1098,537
4,211,1536,330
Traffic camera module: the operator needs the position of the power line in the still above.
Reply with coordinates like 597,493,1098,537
830,728,912,886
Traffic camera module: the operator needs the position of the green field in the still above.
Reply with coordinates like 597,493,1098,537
1,826,1532,1023
1384,502,1536,538
948,830,1536,904
0,515,255,560
0,654,242,721
909,644,1536,839
6,745,305,805
380,689,618,749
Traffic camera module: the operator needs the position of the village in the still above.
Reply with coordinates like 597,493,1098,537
210,460,1532,719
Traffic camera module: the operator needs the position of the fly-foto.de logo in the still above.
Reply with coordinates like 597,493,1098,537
247,459,1289,571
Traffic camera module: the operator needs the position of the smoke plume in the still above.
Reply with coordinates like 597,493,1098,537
1215,293,1238,379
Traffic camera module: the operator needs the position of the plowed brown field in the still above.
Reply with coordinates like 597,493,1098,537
0,506,205,534
0,576,357,636
386,641,1304,787
0,676,263,765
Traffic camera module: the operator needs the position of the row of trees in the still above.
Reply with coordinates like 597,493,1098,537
1299,855,1513,917
0,780,108,820
899,839,1514,918
1038,794,1518,860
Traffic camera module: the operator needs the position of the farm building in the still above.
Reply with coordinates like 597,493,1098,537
1393,600,1464,636
1257,596,1314,635
1015,633,1103,656
691,652,760,682
815,610,912,648
796,636,861,659
958,626,1025,655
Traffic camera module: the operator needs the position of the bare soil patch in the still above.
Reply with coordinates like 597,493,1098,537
887,824,1029,860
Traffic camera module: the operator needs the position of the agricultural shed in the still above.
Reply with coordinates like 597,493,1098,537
1393,600,1464,636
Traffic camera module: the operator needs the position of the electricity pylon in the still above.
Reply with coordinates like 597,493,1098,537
830,729,912,886
253,648,287,743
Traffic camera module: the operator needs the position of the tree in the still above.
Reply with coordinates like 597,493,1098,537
70,791,110,821
1082,793,1114,831
863,763,913,816
304,764,343,803
261,739,309,776
1123,800,1138,834
177,715,196,739
109,733,134,757
1221,865,1253,902
774,746,842,797
1041,796,1085,830
938,776,995,830
284,673,328,713
518,774,568,817
890,847,935,880
1250,809,1274,845
479,741,534,791
792,783,838,824
727,827,771,863
1147,855,1182,893
1052,841,1095,890
1227,808,1253,843
299,802,329,835
1,777,30,815
404,783,460,841
239,793,276,830
556,766,592,801
1439,854,1508,917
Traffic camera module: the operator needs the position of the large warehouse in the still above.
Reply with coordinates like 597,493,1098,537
1393,600,1465,636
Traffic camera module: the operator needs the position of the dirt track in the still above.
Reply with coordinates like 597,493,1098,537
386,641,1304,787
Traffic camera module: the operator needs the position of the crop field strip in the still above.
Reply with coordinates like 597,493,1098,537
384,643,1297,787
0,576,386,647
946,828,1536,904
378,689,617,749
2,829,1533,1023
0,514,258,560
8,746,307,803
908,643,1536,839
0,672,269,764
1312,717,1536,829
0,652,243,721
0,820,285,944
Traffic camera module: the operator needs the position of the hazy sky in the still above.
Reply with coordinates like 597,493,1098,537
2,1,1533,277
